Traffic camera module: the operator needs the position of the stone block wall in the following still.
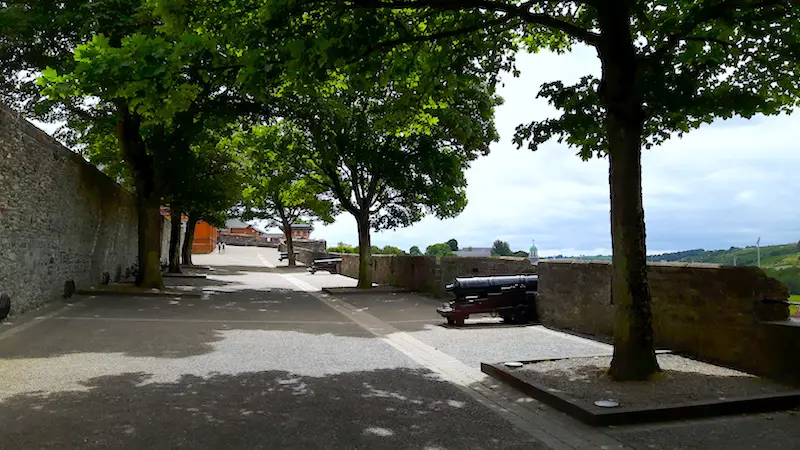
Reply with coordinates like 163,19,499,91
0,106,140,314
296,246,800,382
537,259,800,384
220,234,278,248
297,250,535,297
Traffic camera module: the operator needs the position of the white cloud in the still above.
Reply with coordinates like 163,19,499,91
314,45,800,256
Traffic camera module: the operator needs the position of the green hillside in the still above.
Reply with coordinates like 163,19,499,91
649,242,800,296
647,243,800,268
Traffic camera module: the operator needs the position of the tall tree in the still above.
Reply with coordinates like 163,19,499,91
230,123,335,267
446,239,459,252
6,0,276,287
295,0,800,380
164,128,246,270
491,240,513,257
426,243,454,257
288,72,500,287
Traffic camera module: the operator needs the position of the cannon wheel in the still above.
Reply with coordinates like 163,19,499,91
511,305,531,324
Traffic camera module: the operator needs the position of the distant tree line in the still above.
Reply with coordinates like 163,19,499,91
327,243,405,256
647,243,799,267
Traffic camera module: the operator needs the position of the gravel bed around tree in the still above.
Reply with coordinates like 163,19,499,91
515,354,797,409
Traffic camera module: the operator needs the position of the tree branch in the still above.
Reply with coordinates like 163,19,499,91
339,0,599,46
647,0,784,62
357,16,516,62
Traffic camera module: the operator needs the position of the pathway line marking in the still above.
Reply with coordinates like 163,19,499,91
279,273,626,450
256,253,276,269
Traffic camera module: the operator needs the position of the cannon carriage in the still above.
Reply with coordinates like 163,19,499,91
278,251,299,262
307,257,343,274
436,275,538,326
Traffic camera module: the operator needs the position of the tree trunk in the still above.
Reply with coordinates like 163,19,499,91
182,214,197,266
597,4,660,381
168,204,182,273
135,191,165,288
116,110,164,290
281,217,297,267
356,215,372,289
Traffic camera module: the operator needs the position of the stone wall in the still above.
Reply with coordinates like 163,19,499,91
219,234,278,248
0,106,142,314
537,259,800,384
297,246,800,383
296,249,535,297
279,239,327,253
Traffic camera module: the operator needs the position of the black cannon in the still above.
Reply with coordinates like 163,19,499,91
436,274,538,326
307,257,343,274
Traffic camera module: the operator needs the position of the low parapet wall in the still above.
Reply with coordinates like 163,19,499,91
537,259,799,385
299,248,800,384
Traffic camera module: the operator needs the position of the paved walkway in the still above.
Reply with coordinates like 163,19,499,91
0,246,797,449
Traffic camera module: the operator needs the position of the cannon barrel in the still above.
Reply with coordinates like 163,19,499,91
447,275,537,297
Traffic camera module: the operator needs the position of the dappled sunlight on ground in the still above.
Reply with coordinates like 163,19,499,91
0,329,422,401
0,368,541,449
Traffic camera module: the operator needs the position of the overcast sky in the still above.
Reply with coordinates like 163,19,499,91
31,45,798,257
313,45,800,256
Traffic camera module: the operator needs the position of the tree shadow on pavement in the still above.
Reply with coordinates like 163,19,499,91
0,368,543,450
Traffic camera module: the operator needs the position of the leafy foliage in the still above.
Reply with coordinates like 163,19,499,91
409,245,422,256
167,131,246,225
287,75,501,233
229,123,335,231
327,244,406,255
328,243,359,254
648,243,800,268
446,239,459,252
425,243,454,257
491,239,513,257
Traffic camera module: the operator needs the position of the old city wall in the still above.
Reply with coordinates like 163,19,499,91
537,260,799,384
295,248,536,296
296,247,799,383
0,105,172,314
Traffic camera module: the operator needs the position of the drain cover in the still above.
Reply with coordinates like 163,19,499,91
504,362,523,368
594,400,620,408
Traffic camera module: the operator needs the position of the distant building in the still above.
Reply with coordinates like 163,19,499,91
192,221,219,254
453,247,492,258
290,222,314,240
221,219,314,243
160,206,218,254
221,219,264,237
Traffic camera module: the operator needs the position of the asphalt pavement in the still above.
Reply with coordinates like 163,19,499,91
0,246,547,449
3,245,796,449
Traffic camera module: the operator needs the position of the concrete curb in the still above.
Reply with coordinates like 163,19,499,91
77,286,202,298
321,286,412,295
482,359,800,427
162,273,208,279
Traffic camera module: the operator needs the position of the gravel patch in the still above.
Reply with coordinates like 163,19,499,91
516,354,797,409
